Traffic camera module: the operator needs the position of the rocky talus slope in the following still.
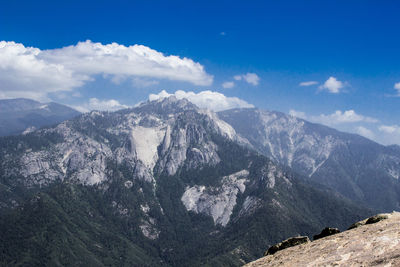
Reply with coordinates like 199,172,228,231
244,212,400,267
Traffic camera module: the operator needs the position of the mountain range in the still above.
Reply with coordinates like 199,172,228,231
1,96,399,266
219,108,400,211
0,98,80,137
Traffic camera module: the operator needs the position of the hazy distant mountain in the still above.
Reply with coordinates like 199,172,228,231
218,108,400,211
0,97,370,266
0,98,80,136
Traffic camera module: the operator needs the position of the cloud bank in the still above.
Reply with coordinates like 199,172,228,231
148,90,254,112
290,109,378,125
0,40,213,100
0,41,88,100
356,126,375,140
74,98,129,112
379,125,400,134
378,125,400,145
311,110,378,125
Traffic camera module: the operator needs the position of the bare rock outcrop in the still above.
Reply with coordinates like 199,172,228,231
265,236,310,256
348,213,389,230
313,227,340,241
245,212,400,267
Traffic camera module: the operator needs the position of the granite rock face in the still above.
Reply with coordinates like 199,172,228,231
181,170,248,226
245,212,400,267
4,97,231,188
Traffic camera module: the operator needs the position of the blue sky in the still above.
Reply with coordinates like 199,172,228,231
1,0,400,144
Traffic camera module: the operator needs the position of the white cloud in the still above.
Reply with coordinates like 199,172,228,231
0,40,213,101
394,82,400,95
75,98,129,112
355,126,375,140
291,109,378,126
319,76,344,94
378,125,400,145
220,32,226,36
299,81,318,87
243,73,260,86
222,81,235,89
148,90,254,112
149,90,171,101
43,40,213,85
0,41,89,101
289,109,307,119
311,110,378,125
233,73,260,86
379,125,400,134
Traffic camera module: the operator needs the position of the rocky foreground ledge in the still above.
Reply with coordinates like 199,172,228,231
244,212,400,267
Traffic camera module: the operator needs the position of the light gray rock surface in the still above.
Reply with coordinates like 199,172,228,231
10,97,237,188
181,170,248,226
244,212,400,267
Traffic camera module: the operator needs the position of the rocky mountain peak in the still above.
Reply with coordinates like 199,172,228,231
133,96,199,117
4,94,242,188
